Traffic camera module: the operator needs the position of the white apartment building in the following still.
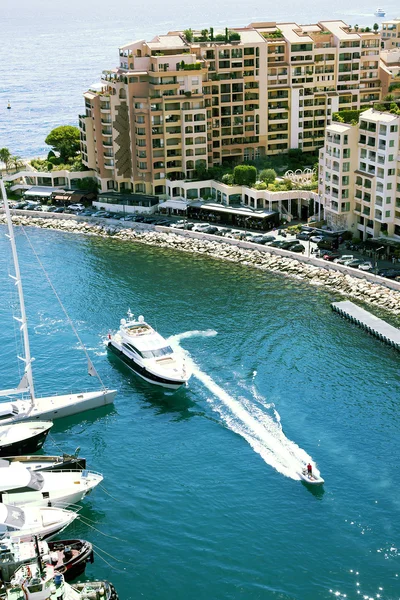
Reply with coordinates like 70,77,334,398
319,108,400,241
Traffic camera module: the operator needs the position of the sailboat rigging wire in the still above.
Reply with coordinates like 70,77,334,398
20,227,106,390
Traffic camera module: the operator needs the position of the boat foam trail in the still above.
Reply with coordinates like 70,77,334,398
170,330,318,480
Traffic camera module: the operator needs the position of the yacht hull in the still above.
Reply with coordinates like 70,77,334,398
0,428,51,457
1,390,117,426
108,342,186,390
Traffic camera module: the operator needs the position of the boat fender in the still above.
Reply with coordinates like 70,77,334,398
108,333,111,340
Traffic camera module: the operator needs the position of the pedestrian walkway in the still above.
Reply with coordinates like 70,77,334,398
331,300,400,350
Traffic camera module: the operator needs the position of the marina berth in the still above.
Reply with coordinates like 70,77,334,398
0,503,77,541
0,422,53,457
108,311,191,390
0,538,93,583
0,467,103,508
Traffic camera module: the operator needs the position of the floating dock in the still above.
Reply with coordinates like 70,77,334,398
331,301,400,350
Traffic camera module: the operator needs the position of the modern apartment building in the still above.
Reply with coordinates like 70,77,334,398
380,18,400,49
380,48,400,99
80,20,381,195
319,108,400,241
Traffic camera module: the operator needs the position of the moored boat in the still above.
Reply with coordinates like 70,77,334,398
0,422,53,457
4,561,118,600
0,467,103,508
107,311,191,390
0,538,93,583
0,503,77,541
0,453,86,472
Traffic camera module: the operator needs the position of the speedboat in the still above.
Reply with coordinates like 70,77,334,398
375,7,385,16
0,422,53,457
0,503,77,541
299,466,325,486
0,466,103,508
107,311,191,390
0,538,93,583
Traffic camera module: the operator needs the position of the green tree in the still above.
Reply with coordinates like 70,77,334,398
183,29,193,43
75,177,99,194
45,125,80,163
0,147,11,171
233,164,257,187
10,155,23,172
259,168,277,184
373,23,379,32
201,29,209,40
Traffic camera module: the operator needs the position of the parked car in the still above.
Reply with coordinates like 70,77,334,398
25,203,41,211
268,240,287,248
344,259,365,268
317,239,337,250
377,268,400,279
250,236,270,245
296,231,314,241
53,206,65,213
280,240,300,250
322,252,341,261
261,235,275,243
203,226,219,234
290,243,306,253
309,235,327,243
13,201,29,209
68,203,85,212
155,219,170,226
92,210,107,217
192,222,210,231
333,255,354,264
358,261,374,272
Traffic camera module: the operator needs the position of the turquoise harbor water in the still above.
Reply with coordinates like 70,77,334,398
0,225,399,599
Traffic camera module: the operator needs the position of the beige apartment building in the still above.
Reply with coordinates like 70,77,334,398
319,108,400,241
380,18,400,49
80,20,381,195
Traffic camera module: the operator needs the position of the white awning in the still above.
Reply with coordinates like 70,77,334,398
158,200,188,210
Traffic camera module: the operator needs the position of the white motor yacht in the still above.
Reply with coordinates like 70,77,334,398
0,503,77,541
107,312,191,390
0,466,103,508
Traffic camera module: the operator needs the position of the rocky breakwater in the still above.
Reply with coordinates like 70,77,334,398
2,213,400,316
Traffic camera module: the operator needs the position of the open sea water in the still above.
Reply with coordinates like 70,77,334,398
0,225,399,599
1,0,400,156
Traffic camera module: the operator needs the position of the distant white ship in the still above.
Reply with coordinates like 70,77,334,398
375,8,386,16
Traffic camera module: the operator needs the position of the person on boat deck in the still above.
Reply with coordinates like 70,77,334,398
307,463,312,476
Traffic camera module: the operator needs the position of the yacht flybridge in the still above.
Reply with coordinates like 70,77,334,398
107,312,191,390
0,181,116,425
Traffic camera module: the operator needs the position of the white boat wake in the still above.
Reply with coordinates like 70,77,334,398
169,330,319,481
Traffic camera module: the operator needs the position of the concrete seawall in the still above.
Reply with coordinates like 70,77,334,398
1,211,399,315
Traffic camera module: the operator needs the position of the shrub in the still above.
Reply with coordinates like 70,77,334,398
259,168,277,184
221,173,233,185
233,164,257,187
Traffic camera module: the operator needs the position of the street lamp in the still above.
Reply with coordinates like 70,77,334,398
374,245,384,275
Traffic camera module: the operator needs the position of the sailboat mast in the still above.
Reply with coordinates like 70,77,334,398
0,180,36,402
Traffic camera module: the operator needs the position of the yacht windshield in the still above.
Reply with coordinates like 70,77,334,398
140,346,173,359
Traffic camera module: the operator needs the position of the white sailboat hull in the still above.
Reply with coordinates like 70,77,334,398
0,390,116,425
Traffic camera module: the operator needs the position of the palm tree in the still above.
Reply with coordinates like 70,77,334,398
0,147,11,173
10,155,23,173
